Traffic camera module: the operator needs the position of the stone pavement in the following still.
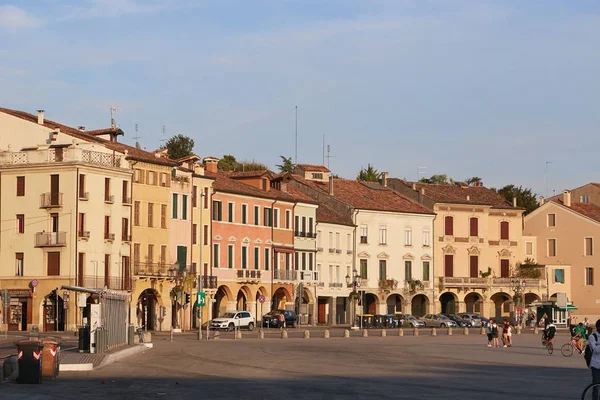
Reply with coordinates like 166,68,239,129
0,331,593,399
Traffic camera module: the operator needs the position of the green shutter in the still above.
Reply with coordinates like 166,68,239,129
423,261,430,281
242,247,247,269
360,259,367,279
228,245,233,268
213,244,219,268
405,261,412,281
242,205,247,224
228,202,233,222
182,195,187,220
254,206,259,225
379,260,386,280
172,194,178,219
254,247,259,269
555,269,564,283
177,246,187,269
264,248,270,270
218,201,222,221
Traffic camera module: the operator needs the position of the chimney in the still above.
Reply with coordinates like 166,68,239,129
466,195,470,201
78,126,85,131
513,197,517,207
421,188,425,196
381,172,388,187
329,175,334,196
203,157,218,173
37,110,45,125
412,183,416,190
563,190,571,207
539,196,545,206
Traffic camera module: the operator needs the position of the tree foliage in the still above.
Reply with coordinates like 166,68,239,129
497,184,538,215
165,134,194,160
239,160,269,171
217,154,268,171
356,164,381,182
419,174,450,184
276,156,295,173
464,176,482,186
218,155,238,171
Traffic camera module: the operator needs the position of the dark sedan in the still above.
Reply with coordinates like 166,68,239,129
262,309,297,328
444,314,471,327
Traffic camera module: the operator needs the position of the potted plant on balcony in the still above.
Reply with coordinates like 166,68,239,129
406,279,424,294
378,279,398,291
480,267,493,278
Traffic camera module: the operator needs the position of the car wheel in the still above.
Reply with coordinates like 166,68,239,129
247,322,254,331
228,323,235,332
441,323,446,328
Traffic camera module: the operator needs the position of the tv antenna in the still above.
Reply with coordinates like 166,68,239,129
294,106,298,164
325,144,335,170
109,105,120,128
159,125,167,147
417,166,427,181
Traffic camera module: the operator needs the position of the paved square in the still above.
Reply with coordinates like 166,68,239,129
1,332,593,399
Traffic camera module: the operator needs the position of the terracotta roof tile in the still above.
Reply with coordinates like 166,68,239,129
207,171,310,203
295,164,330,173
230,170,273,179
86,128,123,136
316,204,354,226
550,199,600,223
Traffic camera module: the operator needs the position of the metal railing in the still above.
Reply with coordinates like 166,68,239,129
329,248,336,253
104,233,115,241
328,282,343,288
438,277,544,289
40,192,63,208
35,232,66,247
104,194,115,203
273,269,297,281
79,192,89,201
78,275,133,290
78,231,90,239
335,249,342,254
122,197,132,205
237,270,262,279
202,276,218,289
122,235,132,242
134,262,170,277
317,247,323,252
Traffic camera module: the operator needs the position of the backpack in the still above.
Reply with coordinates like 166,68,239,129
585,333,598,368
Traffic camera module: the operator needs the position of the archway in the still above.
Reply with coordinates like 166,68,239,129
490,292,512,320
254,287,268,319
464,292,483,314
525,293,541,306
411,294,429,317
363,293,378,314
272,287,291,310
387,294,403,314
439,292,458,314
137,289,160,331
237,286,251,311
213,285,232,318
43,291,64,332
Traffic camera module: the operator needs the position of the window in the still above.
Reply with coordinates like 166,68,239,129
328,231,333,250
16,253,24,276
148,171,156,185
203,225,208,246
182,195,188,220
295,215,299,234
286,210,291,229
360,224,368,244
16,176,25,196
469,217,478,237
554,268,565,283
308,217,313,236
405,260,412,281
122,218,129,241
312,172,323,180
134,243,140,264
585,237,594,256
500,221,509,240
122,180,129,203
302,253,307,270
585,267,594,286
105,254,111,287
77,253,85,286
470,256,478,278
274,209,279,228
444,254,453,277
212,201,222,221
264,248,270,271
254,247,260,269
213,244,220,268
133,169,143,183
242,204,247,224
335,232,340,250
309,253,313,270
379,260,386,280
241,247,247,269
78,213,85,235
134,201,140,226
148,203,154,227
228,202,234,223
172,194,178,219
192,224,198,244
405,229,412,246
192,186,198,208
500,259,509,278
160,245,167,264
16,214,24,233
263,207,272,227
160,204,167,228
295,252,299,271
379,226,387,245
104,215,110,238
254,206,259,225
525,241,533,256
228,245,234,269
147,244,154,263
301,216,306,234
47,252,60,276
204,187,209,209
360,259,367,279
547,214,556,227
79,174,86,198
423,261,430,281
160,173,168,187
104,178,111,201
347,234,352,252
548,239,557,257
317,231,322,249
580,195,589,203
444,216,453,236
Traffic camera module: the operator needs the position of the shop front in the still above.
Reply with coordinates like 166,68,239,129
6,289,32,331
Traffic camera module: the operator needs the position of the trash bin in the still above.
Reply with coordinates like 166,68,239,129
15,340,44,384
40,338,60,379
78,325,90,353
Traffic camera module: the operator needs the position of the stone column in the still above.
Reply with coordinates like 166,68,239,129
379,301,388,315
226,301,237,312
328,297,337,325
247,301,257,321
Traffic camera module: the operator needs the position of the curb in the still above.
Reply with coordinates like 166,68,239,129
60,363,94,372
97,344,150,369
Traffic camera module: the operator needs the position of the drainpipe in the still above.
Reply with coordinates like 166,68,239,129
270,200,276,311
73,167,80,331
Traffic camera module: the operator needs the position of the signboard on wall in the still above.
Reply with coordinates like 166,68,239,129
556,293,567,309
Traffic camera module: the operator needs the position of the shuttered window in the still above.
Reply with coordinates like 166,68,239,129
500,221,509,240
444,216,453,236
47,252,60,276
444,254,453,277
470,256,478,278
469,217,478,237
500,259,510,278
16,176,25,196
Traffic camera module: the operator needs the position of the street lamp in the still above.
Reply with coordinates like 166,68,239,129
345,269,360,329
510,277,527,326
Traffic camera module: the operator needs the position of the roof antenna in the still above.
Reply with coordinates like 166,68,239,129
133,123,142,149
159,125,167,148
295,105,298,164
110,104,120,128
325,144,335,170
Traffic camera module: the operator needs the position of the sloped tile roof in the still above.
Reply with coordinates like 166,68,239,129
316,204,354,226
86,128,123,136
550,199,600,223
230,170,273,179
295,164,330,172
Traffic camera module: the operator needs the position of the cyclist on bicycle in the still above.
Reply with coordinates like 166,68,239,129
573,322,587,353
545,320,557,345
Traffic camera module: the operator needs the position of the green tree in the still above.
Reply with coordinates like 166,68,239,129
276,156,295,173
497,184,538,214
356,164,381,182
419,174,449,184
464,176,482,186
239,159,269,171
165,134,194,160
218,154,238,171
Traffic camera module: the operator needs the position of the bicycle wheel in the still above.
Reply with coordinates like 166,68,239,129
561,343,574,357
580,382,600,400
547,342,553,354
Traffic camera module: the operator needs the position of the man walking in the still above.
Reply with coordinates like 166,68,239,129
589,319,600,399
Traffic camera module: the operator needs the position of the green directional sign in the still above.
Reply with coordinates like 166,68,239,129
197,292,206,307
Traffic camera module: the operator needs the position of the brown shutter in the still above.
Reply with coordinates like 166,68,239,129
77,252,84,285
78,213,84,234
79,174,85,198
50,174,59,205
104,178,110,201
104,216,110,237
105,254,110,288
470,217,478,237
48,252,60,276
444,254,453,277
501,259,510,277
444,216,453,236
122,180,128,203
122,218,128,240
470,255,478,278
203,225,208,246
500,221,509,240
192,186,198,208
16,176,25,196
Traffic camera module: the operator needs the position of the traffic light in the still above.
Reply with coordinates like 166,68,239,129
185,293,190,304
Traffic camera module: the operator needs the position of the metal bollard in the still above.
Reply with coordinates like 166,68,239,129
303,330,310,339
398,328,404,337
324,330,330,339
463,327,469,335
480,327,486,335
431,327,437,336
448,327,453,336
213,331,220,340
516,326,522,335
413,327,419,336
344,329,350,338
362,329,368,338
534,327,539,334
258,330,265,339
381,329,387,337
170,328,174,342
281,329,288,339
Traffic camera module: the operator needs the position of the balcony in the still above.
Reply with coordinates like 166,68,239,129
438,277,490,290
78,275,133,290
299,271,318,281
122,234,132,243
79,192,89,201
378,279,398,290
273,269,297,281
104,233,115,242
35,232,67,247
134,262,170,277
328,282,343,288
346,250,353,255
237,269,262,283
335,249,342,254
328,248,335,253
0,148,125,168
491,277,544,289
360,236,367,244
201,276,218,289
122,197,132,206
104,194,115,204
317,247,323,252
78,231,90,240
40,192,63,208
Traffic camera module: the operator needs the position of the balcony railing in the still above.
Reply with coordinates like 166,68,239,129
360,236,368,244
438,277,489,290
317,247,323,252
134,262,169,277
335,249,342,254
122,197,132,205
78,275,133,290
0,148,125,168
104,233,115,242
122,234,132,242
40,192,63,208
237,270,262,280
104,194,115,204
79,192,89,201
35,232,67,247
346,250,353,255
299,271,318,281
329,248,335,253
273,269,297,281
328,282,343,288
78,231,90,239
378,279,398,290
294,231,317,238
201,276,218,289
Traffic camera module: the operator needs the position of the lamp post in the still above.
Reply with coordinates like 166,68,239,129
198,190,205,341
345,269,360,329
510,277,527,327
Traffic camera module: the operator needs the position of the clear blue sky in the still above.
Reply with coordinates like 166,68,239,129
1,0,599,197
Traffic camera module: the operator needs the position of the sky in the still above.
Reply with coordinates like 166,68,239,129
1,0,599,197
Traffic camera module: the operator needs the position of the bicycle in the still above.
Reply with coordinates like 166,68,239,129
580,382,600,400
546,340,554,354
541,330,548,347
561,336,586,357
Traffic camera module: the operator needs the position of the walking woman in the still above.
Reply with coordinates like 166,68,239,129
486,321,493,347
491,319,500,348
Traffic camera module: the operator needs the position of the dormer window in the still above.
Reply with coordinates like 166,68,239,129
312,173,323,180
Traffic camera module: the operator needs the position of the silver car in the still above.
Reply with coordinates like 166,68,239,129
420,314,457,328
458,313,483,327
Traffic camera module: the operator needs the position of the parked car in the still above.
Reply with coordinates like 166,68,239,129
476,315,490,328
458,313,483,327
397,314,425,328
262,309,297,328
443,314,470,327
211,311,255,331
420,314,457,328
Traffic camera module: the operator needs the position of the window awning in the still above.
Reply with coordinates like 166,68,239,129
559,305,578,311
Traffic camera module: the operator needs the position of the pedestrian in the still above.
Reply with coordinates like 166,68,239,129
539,313,547,328
491,319,499,347
584,317,591,335
587,319,600,399
507,322,513,347
486,321,493,347
502,320,511,347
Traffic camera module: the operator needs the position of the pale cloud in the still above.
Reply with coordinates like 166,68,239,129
0,5,40,31
60,0,178,21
